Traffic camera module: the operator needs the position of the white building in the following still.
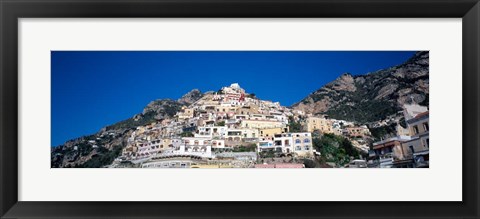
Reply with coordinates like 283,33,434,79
183,137,212,146
153,145,213,159
195,126,227,138
273,133,294,153
257,139,274,152
291,132,313,156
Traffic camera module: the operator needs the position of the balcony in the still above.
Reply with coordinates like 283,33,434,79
227,132,242,136
259,142,273,147
379,153,394,164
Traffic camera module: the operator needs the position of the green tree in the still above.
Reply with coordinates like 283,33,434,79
303,158,319,168
232,144,256,152
287,116,302,132
180,132,194,137
313,133,360,166
259,150,276,158
369,123,397,141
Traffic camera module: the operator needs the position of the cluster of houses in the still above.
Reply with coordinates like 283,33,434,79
369,104,429,168
116,83,317,168
110,83,427,168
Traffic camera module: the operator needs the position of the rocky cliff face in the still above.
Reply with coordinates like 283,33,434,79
177,89,203,105
292,51,429,123
140,99,184,121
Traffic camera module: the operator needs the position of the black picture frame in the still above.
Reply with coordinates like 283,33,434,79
1,0,479,218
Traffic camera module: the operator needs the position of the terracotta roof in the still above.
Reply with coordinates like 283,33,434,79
274,163,304,168
414,111,429,119
255,164,275,168
254,163,305,168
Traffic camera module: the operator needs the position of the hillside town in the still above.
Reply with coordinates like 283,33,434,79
96,83,429,168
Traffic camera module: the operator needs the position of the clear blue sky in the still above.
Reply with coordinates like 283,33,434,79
52,51,416,146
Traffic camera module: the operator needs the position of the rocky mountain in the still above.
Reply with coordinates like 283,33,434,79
52,52,429,167
177,89,204,105
292,51,429,124
51,90,198,168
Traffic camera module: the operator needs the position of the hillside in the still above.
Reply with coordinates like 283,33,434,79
51,52,429,168
291,51,429,124
51,90,203,168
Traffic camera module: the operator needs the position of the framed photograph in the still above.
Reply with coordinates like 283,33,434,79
1,0,479,218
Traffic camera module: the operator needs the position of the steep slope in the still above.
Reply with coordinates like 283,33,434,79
51,92,193,168
292,51,429,123
177,89,204,105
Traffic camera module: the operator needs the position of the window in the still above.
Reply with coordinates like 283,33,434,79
386,147,393,153
194,140,199,145
423,122,429,131
295,139,301,144
413,125,419,135
409,146,415,154
304,139,310,143
295,146,302,151
425,138,429,148
304,145,310,150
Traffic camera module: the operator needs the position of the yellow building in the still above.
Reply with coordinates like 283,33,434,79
345,126,371,138
304,116,334,133
215,105,239,113
159,138,173,149
235,105,259,116
259,127,285,137
177,107,194,119
401,111,429,167
240,119,285,129
407,111,429,138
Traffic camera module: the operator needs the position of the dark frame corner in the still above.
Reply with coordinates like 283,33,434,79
1,0,479,218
